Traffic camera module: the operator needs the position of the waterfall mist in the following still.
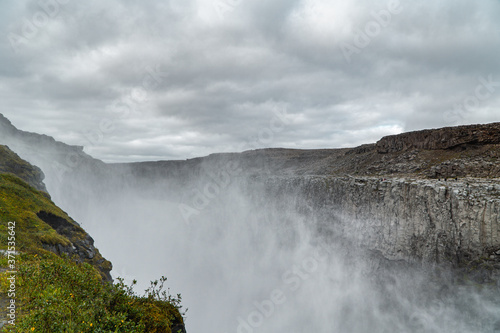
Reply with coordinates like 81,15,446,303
7,141,500,333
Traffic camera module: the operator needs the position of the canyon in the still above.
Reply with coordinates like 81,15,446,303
2,114,500,278
2,114,500,331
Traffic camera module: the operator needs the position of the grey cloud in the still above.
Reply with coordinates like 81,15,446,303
1,0,500,162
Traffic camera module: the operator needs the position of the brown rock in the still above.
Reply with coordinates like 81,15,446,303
376,122,500,153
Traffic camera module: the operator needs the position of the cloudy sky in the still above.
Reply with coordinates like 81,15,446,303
1,0,499,163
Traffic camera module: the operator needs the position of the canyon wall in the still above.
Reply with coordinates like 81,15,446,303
259,175,500,273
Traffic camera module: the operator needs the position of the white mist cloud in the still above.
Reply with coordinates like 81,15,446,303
40,165,500,333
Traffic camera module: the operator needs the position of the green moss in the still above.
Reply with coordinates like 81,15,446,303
0,173,79,252
100,259,113,272
0,146,45,191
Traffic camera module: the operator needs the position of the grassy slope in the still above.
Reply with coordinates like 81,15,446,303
0,146,45,192
0,173,82,251
0,173,111,277
0,148,185,332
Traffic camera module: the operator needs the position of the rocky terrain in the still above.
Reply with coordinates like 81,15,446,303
376,122,500,152
0,144,46,192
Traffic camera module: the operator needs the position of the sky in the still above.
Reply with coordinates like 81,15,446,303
1,0,499,163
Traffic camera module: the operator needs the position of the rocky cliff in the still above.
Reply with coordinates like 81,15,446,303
0,144,47,193
255,175,500,282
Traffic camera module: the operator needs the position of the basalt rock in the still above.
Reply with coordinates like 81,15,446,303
37,211,112,281
256,175,500,282
376,122,500,153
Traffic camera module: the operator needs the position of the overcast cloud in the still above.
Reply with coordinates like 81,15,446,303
1,0,499,162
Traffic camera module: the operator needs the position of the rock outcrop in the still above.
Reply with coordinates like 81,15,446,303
376,122,500,153
36,211,112,281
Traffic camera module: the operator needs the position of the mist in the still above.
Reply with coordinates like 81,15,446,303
19,151,497,333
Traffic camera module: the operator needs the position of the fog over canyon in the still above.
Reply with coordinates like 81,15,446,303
2,115,500,332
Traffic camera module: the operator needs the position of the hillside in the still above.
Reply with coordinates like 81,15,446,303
0,145,112,279
0,146,46,193
0,145,186,332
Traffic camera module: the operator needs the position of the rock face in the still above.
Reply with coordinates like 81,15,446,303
264,176,500,263
37,211,112,281
376,122,500,153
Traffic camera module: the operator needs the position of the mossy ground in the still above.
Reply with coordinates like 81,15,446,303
0,173,80,253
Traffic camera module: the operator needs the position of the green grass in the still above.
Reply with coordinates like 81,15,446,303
0,253,185,332
0,172,185,332
0,173,78,251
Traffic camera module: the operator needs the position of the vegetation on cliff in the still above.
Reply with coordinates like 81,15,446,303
1,252,185,332
0,147,185,332
0,172,111,278
0,146,46,192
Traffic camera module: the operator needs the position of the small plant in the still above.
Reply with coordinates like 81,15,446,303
144,276,187,315
0,254,185,332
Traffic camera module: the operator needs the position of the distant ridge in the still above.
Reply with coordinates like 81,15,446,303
1,112,500,181
0,113,86,154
